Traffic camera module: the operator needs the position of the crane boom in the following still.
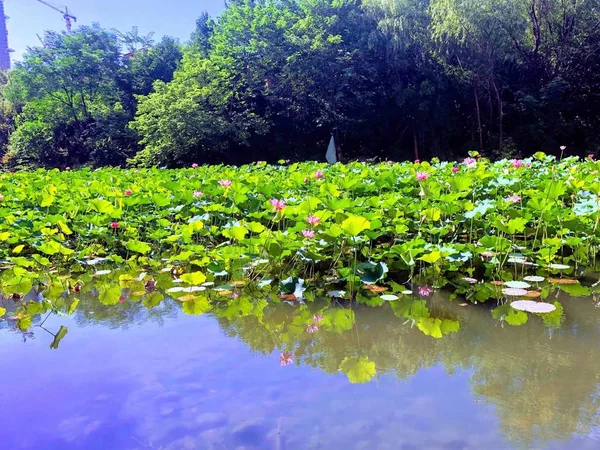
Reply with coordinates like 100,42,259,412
36,0,77,33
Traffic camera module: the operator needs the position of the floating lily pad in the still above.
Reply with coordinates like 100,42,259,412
166,287,187,293
93,270,112,276
511,300,556,313
523,276,545,282
548,278,579,285
502,288,528,296
525,291,541,298
187,286,207,292
547,264,571,270
362,285,388,293
327,290,346,298
504,281,531,289
380,294,399,301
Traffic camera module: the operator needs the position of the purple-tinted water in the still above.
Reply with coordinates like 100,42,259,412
1,294,600,450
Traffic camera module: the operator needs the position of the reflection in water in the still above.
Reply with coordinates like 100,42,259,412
213,294,600,447
1,280,600,448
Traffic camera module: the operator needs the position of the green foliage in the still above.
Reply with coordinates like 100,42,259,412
4,1,600,166
5,25,181,169
339,356,377,384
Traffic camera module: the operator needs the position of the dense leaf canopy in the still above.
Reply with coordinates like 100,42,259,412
1,0,599,167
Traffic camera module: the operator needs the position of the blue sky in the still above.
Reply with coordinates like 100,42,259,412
4,0,225,63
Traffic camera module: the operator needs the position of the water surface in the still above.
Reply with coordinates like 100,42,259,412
1,291,600,450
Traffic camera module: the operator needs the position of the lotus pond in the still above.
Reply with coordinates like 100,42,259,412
2,282,600,449
1,156,600,448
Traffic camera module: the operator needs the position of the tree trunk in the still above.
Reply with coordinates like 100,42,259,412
413,123,419,161
473,80,483,151
492,80,503,150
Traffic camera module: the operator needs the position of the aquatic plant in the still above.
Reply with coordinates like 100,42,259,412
0,155,598,335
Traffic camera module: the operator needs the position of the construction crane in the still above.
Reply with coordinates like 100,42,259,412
36,0,77,33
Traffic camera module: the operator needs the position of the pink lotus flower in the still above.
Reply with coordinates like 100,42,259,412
387,160,394,165
560,145,566,151
279,351,294,366
193,191,203,198
588,154,594,159
452,166,460,173
507,194,521,203
462,277,478,284
525,163,531,168
65,167,71,171
270,198,286,211
124,189,133,196
306,215,321,225
312,314,324,323
313,170,324,179
414,159,420,164
111,222,119,229
302,229,315,239
416,171,429,181
219,179,232,187
418,285,433,298
191,163,198,168
307,324,319,333
0,194,4,201
231,291,240,299
511,159,523,168
463,157,477,168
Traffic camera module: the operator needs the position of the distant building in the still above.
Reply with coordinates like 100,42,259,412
0,1,10,70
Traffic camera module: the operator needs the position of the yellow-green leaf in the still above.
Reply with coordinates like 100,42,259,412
57,220,73,235
179,271,207,285
341,216,370,237
419,250,442,264
422,208,441,221
339,356,376,384
12,244,25,254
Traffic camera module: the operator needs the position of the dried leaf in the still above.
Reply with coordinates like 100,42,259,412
362,285,388,293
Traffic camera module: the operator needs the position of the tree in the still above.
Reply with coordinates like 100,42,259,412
0,71,16,161
5,26,126,167
190,11,215,56
5,25,182,168
117,36,183,114
113,26,156,53
131,0,390,166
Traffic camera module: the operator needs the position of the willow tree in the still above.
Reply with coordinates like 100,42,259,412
428,0,528,152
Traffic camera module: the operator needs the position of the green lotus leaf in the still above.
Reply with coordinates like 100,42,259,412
341,216,370,237
182,297,211,315
180,272,207,285
50,326,68,350
98,285,122,306
339,356,376,384
125,240,152,255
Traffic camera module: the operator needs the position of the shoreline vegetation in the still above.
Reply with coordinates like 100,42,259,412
0,155,598,336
